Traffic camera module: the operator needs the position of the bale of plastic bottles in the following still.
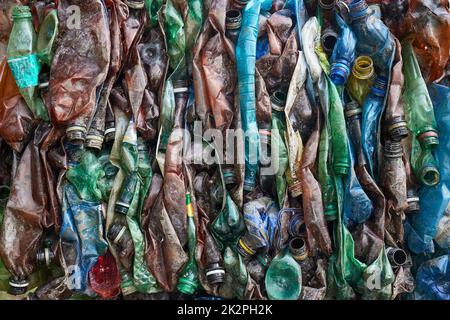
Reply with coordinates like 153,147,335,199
0,0,449,300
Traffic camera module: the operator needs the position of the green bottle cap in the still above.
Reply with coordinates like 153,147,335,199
12,6,32,19
177,278,197,295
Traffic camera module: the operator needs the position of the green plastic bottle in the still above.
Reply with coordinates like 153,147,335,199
7,6,47,121
402,41,440,186
177,192,199,295
402,41,439,148
265,250,302,300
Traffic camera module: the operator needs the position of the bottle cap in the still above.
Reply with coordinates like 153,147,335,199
349,0,369,21
226,10,242,30
271,90,287,112
36,247,55,266
331,60,351,86
205,263,225,285
9,278,29,296
104,123,116,143
12,6,32,19
115,202,131,215
177,278,197,295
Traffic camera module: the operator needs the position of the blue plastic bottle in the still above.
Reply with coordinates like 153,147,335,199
361,76,388,178
330,13,356,86
348,0,395,77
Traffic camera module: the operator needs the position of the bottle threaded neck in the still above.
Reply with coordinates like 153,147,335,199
371,76,388,96
226,10,242,30
352,56,374,80
12,6,32,19
349,0,369,21
271,90,287,112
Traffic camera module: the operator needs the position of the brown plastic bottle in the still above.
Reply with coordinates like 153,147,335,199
49,0,111,142
384,38,409,141
0,59,36,153
300,109,332,257
409,0,450,82
142,173,188,292
0,124,65,295
193,0,236,132
86,0,128,150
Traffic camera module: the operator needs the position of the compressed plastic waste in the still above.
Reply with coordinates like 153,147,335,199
0,0,448,301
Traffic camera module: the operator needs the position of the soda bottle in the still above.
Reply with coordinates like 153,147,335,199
7,6,47,121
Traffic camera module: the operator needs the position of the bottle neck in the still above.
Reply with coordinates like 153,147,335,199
349,0,369,23
352,56,374,80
